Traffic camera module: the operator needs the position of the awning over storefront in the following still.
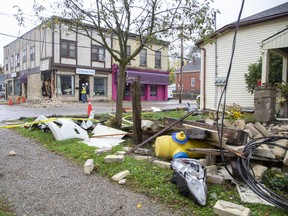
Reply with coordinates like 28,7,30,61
126,70,169,85
19,73,27,83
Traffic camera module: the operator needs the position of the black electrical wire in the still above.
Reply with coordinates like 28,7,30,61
215,0,245,177
237,136,288,211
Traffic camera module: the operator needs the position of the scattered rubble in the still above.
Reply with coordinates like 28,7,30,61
28,96,67,108
15,109,288,210
8,150,16,156
84,159,94,175
213,200,251,216
104,155,125,163
111,170,130,182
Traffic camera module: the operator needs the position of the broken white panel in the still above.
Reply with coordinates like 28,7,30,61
91,124,127,139
81,111,95,129
83,137,125,148
236,183,274,206
34,115,89,141
151,106,161,112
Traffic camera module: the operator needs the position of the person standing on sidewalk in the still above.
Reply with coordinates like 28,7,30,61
81,83,86,103
85,82,90,102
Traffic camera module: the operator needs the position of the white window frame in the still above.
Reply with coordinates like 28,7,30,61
191,77,195,87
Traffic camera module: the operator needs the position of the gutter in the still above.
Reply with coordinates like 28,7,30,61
200,48,206,110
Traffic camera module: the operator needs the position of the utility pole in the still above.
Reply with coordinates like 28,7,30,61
179,33,184,104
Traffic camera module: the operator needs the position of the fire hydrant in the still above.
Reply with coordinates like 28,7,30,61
154,131,211,159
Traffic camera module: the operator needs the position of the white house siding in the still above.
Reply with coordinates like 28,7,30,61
201,17,288,110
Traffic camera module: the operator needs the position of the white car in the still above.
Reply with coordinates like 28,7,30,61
168,89,173,100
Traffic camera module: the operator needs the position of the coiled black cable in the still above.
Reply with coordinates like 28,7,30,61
236,136,288,211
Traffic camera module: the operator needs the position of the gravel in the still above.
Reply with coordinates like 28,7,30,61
0,128,180,216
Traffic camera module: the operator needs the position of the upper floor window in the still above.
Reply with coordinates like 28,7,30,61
23,49,27,63
155,51,161,68
15,53,20,67
91,45,105,61
61,40,76,58
126,45,131,64
140,49,147,66
191,77,195,87
10,55,14,69
30,46,35,61
5,57,8,70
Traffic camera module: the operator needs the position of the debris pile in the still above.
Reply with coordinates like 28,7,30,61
160,116,288,210
28,96,67,108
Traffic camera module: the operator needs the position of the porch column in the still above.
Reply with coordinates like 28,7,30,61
282,56,288,82
261,50,270,85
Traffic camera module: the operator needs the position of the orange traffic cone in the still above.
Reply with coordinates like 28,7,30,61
8,99,13,106
22,96,26,103
87,100,92,116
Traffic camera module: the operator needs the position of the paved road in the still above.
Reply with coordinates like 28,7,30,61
0,99,196,122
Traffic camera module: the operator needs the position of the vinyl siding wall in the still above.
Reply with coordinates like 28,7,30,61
201,17,288,110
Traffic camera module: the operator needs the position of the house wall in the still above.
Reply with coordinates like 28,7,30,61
200,17,288,110
175,71,200,99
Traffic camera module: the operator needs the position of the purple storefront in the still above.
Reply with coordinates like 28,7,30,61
112,64,169,101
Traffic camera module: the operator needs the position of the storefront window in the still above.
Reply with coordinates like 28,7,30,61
94,77,107,96
141,84,145,96
124,83,131,96
57,75,75,95
8,81,12,95
150,85,157,96
14,79,21,96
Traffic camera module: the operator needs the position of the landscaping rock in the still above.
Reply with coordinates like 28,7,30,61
254,122,271,137
118,179,127,185
104,155,125,163
94,147,112,155
84,159,94,175
111,170,130,182
213,200,251,216
252,144,275,159
152,160,171,169
8,150,16,156
134,156,153,161
273,138,288,159
134,148,151,155
251,164,268,180
233,119,246,130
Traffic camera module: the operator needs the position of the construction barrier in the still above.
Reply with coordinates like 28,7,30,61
87,100,92,116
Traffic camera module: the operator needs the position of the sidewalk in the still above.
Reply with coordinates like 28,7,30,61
0,99,196,122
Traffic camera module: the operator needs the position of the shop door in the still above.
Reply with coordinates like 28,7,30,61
79,76,89,101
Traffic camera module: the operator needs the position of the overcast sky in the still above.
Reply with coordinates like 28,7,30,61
0,0,287,65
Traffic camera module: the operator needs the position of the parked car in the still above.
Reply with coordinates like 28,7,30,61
0,90,5,98
168,89,173,100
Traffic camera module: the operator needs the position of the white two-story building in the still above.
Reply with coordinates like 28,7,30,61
4,17,112,101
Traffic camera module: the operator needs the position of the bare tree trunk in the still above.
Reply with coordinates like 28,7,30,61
115,64,126,128
132,77,142,144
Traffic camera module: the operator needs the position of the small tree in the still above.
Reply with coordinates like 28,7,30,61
18,0,218,128
244,52,282,94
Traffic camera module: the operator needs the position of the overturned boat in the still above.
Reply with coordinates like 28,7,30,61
171,158,207,205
